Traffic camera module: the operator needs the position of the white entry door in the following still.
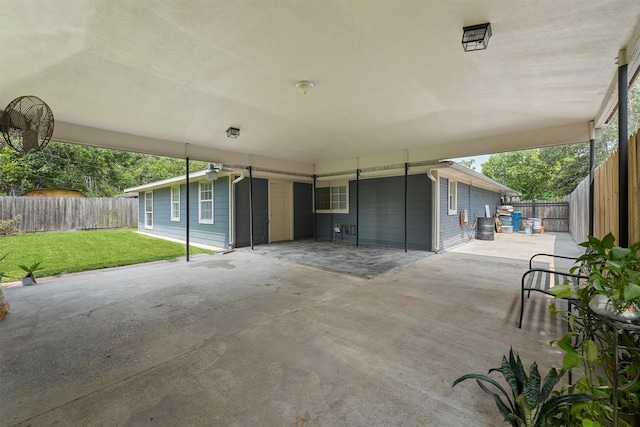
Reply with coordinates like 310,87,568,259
269,181,292,242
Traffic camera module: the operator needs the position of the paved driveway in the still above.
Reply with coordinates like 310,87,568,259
0,232,582,426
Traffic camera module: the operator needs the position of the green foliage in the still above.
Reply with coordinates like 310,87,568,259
452,348,591,426
549,234,640,425
0,252,8,277
458,158,476,170
572,233,640,313
0,142,208,197
481,142,613,200
17,261,44,277
601,83,640,149
481,150,553,199
0,230,210,282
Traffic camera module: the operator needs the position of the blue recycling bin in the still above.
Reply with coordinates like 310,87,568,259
513,211,522,232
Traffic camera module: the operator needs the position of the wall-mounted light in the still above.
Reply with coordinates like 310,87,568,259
462,23,492,52
205,163,221,180
226,127,240,138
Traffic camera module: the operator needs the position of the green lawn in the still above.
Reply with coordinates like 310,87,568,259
0,229,211,283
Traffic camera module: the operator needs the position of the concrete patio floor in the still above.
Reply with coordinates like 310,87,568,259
0,232,583,426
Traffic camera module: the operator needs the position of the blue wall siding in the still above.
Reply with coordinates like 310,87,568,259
137,177,230,248
439,178,501,250
316,174,432,250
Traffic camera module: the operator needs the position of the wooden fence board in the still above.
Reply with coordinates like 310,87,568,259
567,131,639,245
0,197,138,233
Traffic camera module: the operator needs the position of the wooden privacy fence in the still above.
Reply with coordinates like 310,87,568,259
566,130,640,245
510,200,569,232
0,196,138,233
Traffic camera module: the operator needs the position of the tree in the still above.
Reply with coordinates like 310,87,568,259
457,158,476,170
482,150,553,200
0,142,207,197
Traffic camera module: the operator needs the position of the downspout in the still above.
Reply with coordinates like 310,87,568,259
427,168,440,253
228,172,245,249
618,49,629,247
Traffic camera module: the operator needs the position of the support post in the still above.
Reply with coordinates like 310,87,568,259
356,168,360,247
249,166,254,250
404,162,408,253
618,49,629,247
313,174,317,242
185,156,190,261
589,121,595,237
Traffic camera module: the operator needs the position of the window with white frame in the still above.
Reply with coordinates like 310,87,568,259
448,180,457,215
144,191,153,228
315,181,349,213
199,181,214,224
170,186,180,221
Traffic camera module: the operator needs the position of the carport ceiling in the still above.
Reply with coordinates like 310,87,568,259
2,1,640,170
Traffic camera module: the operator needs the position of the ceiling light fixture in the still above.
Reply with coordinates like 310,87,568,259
226,127,240,138
462,23,492,52
296,80,314,95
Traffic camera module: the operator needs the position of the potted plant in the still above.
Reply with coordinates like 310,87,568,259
18,261,43,286
452,347,592,426
548,234,640,426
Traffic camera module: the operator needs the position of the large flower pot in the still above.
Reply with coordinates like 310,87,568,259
589,294,640,323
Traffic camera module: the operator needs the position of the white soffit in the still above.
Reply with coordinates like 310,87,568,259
1,1,639,174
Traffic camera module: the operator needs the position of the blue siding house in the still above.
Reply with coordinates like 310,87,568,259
125,161,518,252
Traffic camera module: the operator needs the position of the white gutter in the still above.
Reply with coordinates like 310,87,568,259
228,172,245,248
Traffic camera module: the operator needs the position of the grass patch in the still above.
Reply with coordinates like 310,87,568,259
0,229,210,282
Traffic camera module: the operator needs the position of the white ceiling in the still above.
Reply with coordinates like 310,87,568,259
2,1,639,174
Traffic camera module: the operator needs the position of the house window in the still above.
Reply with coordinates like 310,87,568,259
170,186,180,221
199,181,214,224
448,180,457,215
144,191,153,229
315,181,348,213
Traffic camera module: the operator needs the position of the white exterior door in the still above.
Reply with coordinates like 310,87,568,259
269,181,292,242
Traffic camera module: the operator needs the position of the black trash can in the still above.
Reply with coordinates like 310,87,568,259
476,217,495,240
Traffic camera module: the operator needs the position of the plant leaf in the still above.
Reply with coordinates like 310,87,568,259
524,362,541,409
452,373,514,409
548,284,573,299
537,394,593,423
623,283,640,301
539,367,560,402
602,233,615,249
610,246,630,260
583,340,599,363
563,351,581,370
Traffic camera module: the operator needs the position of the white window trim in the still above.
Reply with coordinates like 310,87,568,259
448,180,457,215
144,191,153,229
199,181,214,224
316,180,349,214
170,186,180,222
